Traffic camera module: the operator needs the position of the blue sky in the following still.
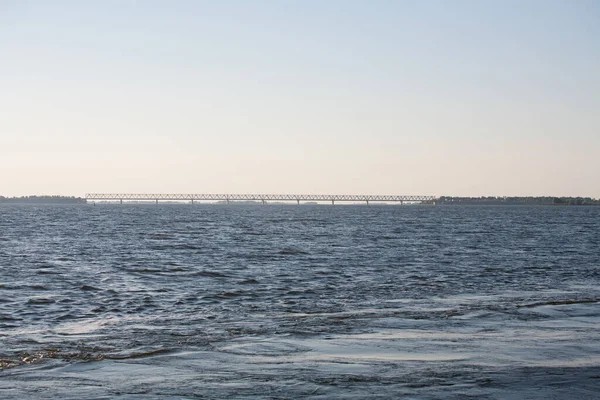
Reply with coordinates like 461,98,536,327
1,0,599,196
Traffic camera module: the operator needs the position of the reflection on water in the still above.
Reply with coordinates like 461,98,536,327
0,204,599,398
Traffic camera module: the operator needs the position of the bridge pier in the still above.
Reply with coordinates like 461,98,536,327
156,199,158,205
297,199,300,205
191,199,194,205
366,200,369,205
120,199,123,205
262,199,266,205
331,200,335,205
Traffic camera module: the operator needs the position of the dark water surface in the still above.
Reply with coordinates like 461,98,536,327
1,204,599,399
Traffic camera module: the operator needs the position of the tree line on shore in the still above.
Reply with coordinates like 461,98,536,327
439,196,600,205
0,195,86,204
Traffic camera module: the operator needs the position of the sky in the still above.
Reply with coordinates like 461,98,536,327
1,0,599,197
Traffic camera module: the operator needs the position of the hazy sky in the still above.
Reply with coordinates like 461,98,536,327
1,0,599,197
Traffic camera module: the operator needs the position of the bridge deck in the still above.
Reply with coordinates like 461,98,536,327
86,194,437,203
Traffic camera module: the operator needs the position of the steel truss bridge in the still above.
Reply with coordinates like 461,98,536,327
86,193,438,205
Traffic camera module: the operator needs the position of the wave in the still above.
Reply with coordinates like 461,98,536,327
516,299,599,308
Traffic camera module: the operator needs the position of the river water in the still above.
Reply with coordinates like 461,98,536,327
0,204,599,399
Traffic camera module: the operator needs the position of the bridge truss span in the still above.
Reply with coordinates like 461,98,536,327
85,193,438,204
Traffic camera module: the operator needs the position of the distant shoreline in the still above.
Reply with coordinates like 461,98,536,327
438,196,600,206
0,196,86,204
